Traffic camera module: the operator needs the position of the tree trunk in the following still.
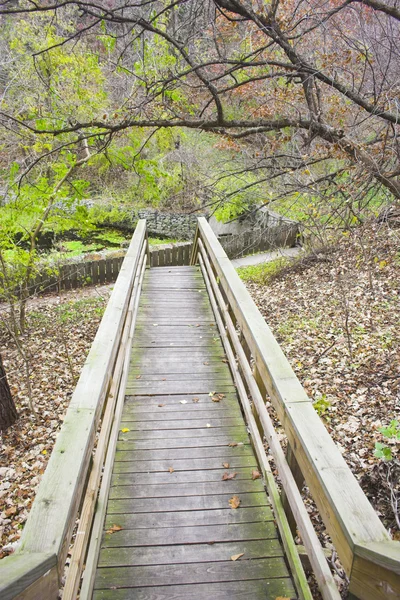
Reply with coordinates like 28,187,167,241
0,352,18,432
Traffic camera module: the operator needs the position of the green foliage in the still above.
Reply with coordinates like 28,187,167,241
54,296,106,324
374,420,400,461
313,395,331,419
236,257,289,285
148,237,179,246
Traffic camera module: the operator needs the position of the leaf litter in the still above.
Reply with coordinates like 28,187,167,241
0,285,111,557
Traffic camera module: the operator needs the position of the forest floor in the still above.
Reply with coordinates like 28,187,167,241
0,220,399,598
0,285,111,557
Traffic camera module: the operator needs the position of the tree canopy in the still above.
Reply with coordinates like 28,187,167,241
0,0,399,223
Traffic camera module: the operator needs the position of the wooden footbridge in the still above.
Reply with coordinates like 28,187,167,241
1,219,399,600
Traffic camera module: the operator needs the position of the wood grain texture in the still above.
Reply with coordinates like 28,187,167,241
92,578,297,600
104,506,273,530
101,522,277,548
98,539,283,567
94,557,292,589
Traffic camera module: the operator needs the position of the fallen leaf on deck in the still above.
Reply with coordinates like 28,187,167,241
212,393,225,403
275,597,291,600
196,324,200,327
206,423,211,427
162,378,166,381
209,391,216,397
180,400,187,404
231,552,244,561
228,442,238,447
222,462,230,469
168,467,174,474
203,361,209,365
136,375,141,379
192,397,199,403
252,470,261,480
120,428,130,433
106,524,122,534
222,472,237,481
158,404,165,407
222,358,228,363
229,495,241,509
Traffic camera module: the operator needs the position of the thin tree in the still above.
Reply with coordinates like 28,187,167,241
0,352,18,432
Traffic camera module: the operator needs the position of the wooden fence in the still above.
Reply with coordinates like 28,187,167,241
14,242,193,298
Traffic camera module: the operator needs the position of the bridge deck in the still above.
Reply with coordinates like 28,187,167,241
92,266,298,599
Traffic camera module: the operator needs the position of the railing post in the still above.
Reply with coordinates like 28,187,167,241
190,224,200,265
281,444,305,536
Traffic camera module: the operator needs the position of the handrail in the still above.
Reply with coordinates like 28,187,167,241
0,220,148,600
192,217,400,600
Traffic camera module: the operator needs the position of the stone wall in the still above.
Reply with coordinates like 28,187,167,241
209,208,299,258
137,209,204,240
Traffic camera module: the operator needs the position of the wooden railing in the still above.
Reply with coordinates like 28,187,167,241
191,217,400,600
0,220,148,600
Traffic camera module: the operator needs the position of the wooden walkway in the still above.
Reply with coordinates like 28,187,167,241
92,265,298,599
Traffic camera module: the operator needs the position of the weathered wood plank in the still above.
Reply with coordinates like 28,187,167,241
127,372,231,383
123,397,237,410
107,492,268,515
115,426,247,440
98,539,282,568
126,381,234,395
109,479,263,499
104,506,273,530
94,557,291,589
115,446,252,463
119,408,242,422
0,553,58,600
116,435,249,451
118,417,241,430
113,456,258,473
111,466,257,485
101,522,277,549
129,366,231,377
133,339,225,349
93,578,297,600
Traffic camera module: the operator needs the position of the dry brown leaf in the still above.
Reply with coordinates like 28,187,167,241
229,495,241,509
192,397,199,403
212,393,225,403
230,552,244,561
168,467,174,474
106,524,122,534
203,361,209,365
222,472,237,481
275,597,291,600
222,462,230,469
228,441,238,447
136,375,141,379
158,404,165,407
221,358,228,363
252,470,261,480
